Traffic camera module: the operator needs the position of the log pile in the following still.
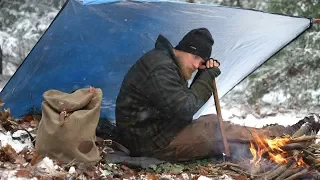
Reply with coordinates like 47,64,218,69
214,119,320,180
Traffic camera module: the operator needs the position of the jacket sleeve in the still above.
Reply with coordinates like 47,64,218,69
143,65,220,122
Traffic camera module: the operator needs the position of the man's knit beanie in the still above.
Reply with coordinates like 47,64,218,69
175,28,214,61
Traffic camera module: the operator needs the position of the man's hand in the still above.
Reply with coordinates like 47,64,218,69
199,58,220,69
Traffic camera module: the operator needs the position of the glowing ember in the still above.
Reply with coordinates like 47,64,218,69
296,157,308,167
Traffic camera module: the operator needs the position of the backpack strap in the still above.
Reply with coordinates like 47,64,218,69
96,137,130,156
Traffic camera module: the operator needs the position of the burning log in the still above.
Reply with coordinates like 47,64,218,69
244,119,320,179
213,115,320,179
280,143,304,151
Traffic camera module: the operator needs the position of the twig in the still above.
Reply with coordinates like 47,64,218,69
213,162,241,168
274,167,303,180
61,159,76,169
302,149,317,158
228,166,258,177
283,168,308,180
214,162,262,178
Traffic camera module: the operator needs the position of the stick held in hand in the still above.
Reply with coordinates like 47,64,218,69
212,79,230,157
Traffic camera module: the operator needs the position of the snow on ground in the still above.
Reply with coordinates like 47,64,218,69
201,101,304,128
0,130,32,153
222,107,302,127
261,90,290,104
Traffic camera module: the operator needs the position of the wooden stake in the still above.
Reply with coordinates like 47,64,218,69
212,79,230,157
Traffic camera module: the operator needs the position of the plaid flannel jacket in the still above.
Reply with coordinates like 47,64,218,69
115,35,220,156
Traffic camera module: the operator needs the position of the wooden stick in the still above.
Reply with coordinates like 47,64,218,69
283,168,308,180
280,143,304,151
228,166,255,177
290,135,320,143
292,123,311,138
302,149,317,158
275,167,304,180
265,160,294,180
212,79,230,157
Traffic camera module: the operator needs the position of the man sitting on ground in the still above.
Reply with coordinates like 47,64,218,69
115,28,319,161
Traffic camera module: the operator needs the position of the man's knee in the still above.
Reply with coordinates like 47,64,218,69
195,114,219,122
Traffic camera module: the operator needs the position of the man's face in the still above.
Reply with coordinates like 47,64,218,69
178,53,205,80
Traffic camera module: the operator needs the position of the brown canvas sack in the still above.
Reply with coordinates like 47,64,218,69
35,87,102,164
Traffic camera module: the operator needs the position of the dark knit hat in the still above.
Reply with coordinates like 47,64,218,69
175,28,214,61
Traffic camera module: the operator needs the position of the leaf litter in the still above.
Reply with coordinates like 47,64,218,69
0,100,277,180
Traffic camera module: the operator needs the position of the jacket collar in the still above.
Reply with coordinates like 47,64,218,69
154,35,187,84
155,35,176,60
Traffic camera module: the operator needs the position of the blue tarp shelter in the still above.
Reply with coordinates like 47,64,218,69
0,0,313,121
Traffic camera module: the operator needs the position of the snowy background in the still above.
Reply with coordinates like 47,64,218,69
0,0,319,128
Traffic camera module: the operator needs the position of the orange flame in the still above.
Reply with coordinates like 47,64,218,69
249,132,307,167
268,152,288,164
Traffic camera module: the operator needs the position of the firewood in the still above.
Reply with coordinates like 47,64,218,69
314,162,320,168
289,135,320,143
282,168,308,180
302,149,317,158
264,160,294,180
280,143,304,151
228,166,253,177
292,123,311,138
274,167,303,180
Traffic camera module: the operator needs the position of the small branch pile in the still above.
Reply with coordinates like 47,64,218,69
213,120,320,180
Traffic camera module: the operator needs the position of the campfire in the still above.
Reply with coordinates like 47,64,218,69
249,131,309,167
207,117,320,180
244,120,320,179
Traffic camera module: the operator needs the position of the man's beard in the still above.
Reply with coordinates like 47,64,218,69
177,60,193,80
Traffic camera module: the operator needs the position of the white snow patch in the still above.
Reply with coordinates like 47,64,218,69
261,90,290,104
37,157,56,173
0,170,38,180
198,175,212,180
68,166,76,174
222,107,302,128
0,131,32,153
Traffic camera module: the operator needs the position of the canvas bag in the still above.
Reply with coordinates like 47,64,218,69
35,87,102,164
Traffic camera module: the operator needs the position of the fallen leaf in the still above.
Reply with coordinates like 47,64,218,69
0,144,18,163
30,151,44,166
120,164,135,177
84,170,96,178
15,170,31,178
146,173,158,180
20,115,34,124
14,155,27,164
235,175,248,180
